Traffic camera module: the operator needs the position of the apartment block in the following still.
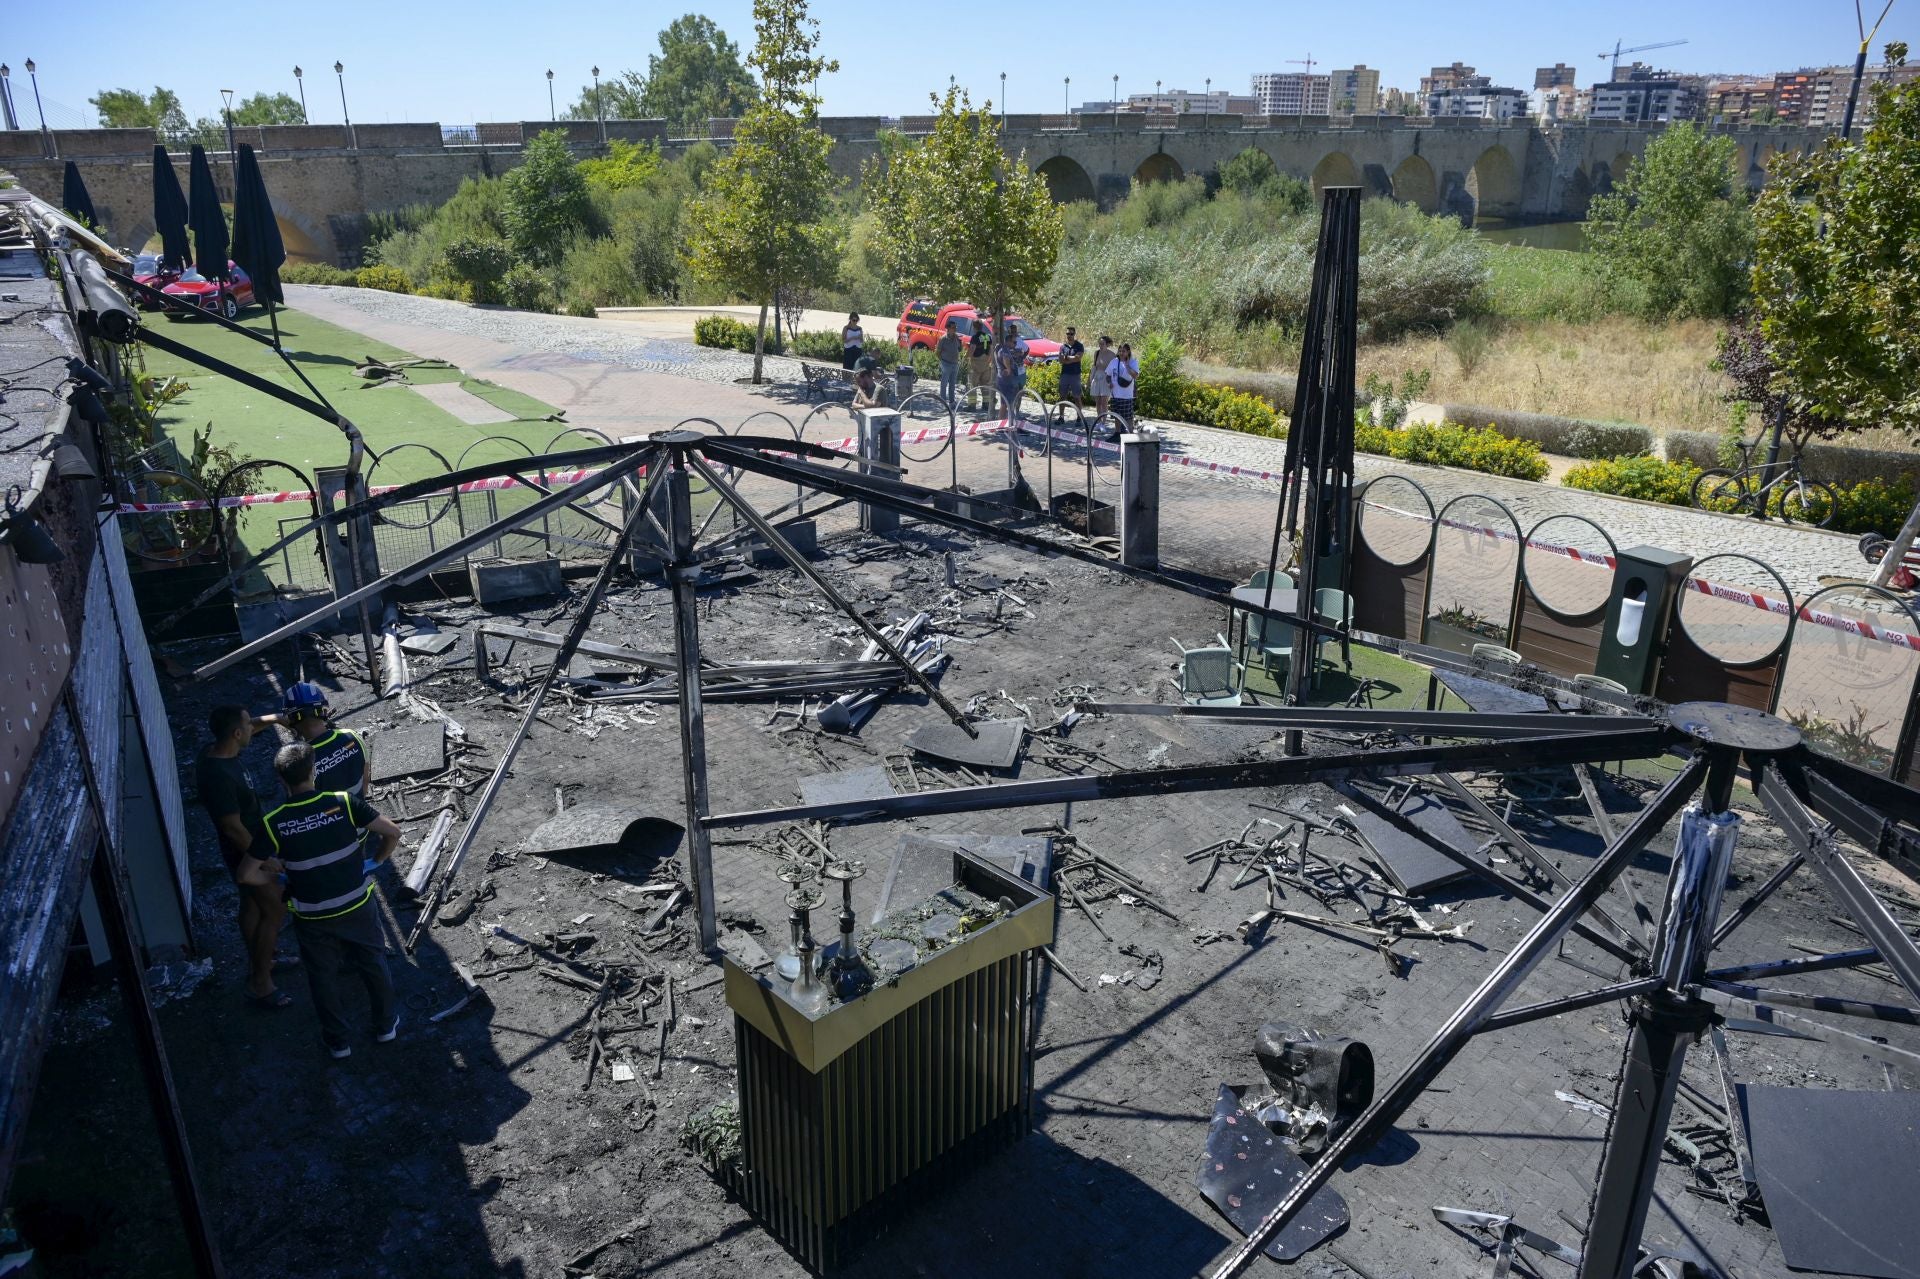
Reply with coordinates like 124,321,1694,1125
1329,65,1381,114
1252,72,1331,115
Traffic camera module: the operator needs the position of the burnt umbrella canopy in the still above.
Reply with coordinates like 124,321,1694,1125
61,160,98,228
229,143,287,340
151,144,190,270
186,144,228,281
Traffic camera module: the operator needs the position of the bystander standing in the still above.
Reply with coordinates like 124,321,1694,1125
1107,340,1139,436
196,705,290,1009
935,319,963,406
1058,327,1086,408
840,313,865,370
967,322,994,411
1091,335,1116,422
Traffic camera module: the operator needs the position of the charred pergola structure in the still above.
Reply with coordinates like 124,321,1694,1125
62,188,1920,1278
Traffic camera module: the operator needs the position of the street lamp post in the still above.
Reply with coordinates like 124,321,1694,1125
593,66,604,143
1205,76,1211,130
25,59,52,158
335,62,355,149
546,69,556,122
1112,74,1119,130
0,66,17,135
294,66,307,124
1064,76,1070,116
1000,71,1006,121
221,88,235,168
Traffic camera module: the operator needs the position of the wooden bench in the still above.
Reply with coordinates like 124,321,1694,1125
799,362,855,402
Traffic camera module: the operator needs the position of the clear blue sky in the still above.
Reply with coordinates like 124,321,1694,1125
6,0,1908,127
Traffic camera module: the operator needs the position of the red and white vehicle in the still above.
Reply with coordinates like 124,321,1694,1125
161,262,256,320
129,253,182,308
896,300,1061,364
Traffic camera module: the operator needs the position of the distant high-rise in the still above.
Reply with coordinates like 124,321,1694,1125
1534,62,1578,90
1329,65,1381,114
1421,62,1480,96
1252,71,1332,115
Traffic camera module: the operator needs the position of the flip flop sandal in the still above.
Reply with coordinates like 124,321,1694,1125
246,989,294,1010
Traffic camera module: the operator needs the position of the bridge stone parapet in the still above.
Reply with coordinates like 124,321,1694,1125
9,116,1827,266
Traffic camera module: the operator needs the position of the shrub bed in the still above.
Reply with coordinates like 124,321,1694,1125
1563,455,1916,536
1355,421,1550,481
352,264,413,294
1442,404,1655,459
282,263,355,286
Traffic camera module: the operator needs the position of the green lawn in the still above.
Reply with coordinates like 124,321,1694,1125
1483,244,1606,325
140,306,572,481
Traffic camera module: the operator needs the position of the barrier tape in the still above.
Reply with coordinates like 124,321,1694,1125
115,416,1918,653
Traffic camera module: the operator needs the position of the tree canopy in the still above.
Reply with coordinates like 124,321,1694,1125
229,92,306,126
566,15,756,134
682,0,840,380
502,130,594,267
1585,122,1752,319
90,86,187,132
863,87,1064,330
1751,44,1920,441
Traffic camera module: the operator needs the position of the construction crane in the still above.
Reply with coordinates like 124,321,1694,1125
1286,54,1317,76
1598,38,1689,80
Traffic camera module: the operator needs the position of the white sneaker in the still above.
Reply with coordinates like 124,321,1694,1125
375,1017,400,1044
327,1043,352,1060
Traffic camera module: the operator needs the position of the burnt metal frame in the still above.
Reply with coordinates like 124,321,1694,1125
182,425,1920,1279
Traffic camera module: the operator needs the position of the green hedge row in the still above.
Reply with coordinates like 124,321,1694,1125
1563,454,1917,536
282,262,413,293
1355,421,1551,481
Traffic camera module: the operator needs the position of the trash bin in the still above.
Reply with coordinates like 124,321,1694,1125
894,365,916,404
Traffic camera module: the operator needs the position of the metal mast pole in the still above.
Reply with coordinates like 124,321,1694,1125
665,436,720,951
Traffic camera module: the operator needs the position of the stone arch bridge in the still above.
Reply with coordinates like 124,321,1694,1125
5,115,1822,265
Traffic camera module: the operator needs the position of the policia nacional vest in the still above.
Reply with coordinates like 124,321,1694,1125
309,728,368,797
263,790,376,919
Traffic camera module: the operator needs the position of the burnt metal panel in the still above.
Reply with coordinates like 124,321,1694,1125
1739,1083,1920,1279
103,532,191,913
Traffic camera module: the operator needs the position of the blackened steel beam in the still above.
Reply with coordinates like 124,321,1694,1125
1081,702,1662,738
1796,748,1920,835
1794,760,1920,885
1710,852,1804,948
1757,761,1920,1006
405,455,663,952
685,450,978,736
707,726,1679,830
194,447,656,679
1208,753,1709,1279
1706,948,1881,982
1703,979,1920,1025
1433,772,1648,957
1473,978,1662,1035
1698,987,1920,1070
1336,784,1645,967
666,450,719,951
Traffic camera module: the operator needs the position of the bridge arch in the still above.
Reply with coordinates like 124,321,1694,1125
1559,165,1594,218
1133,152,1183,185
1611,150,1638,187
1036,155,1095,204
272,197,331,264
1465,144,1520,222
1311,151,1361,194
1389,154,1438,211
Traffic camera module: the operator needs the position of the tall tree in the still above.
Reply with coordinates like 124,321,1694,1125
1751,43,1920,443
502,130,594,267
682,0,840,382
641,15,758,134
230,92,307,126
566,71,646,122
90,86,187,132
1585,121,1752,319
863,87,1064,348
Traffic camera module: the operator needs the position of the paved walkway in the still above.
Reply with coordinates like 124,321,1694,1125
290,286,1870,597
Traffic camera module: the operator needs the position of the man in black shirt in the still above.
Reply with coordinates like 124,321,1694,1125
1057,327,1086,407
241,741,403,1059
197,705,288,1008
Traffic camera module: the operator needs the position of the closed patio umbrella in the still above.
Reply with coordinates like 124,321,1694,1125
151,145,191,270
230,143,287,342
186,144,228,281
61,160,97,228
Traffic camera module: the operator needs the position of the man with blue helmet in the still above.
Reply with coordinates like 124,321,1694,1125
257,682,371,798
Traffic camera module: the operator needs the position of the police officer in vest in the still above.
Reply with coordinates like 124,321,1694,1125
258,682,371,797
238,741,403,1059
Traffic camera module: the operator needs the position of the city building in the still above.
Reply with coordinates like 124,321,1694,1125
1588,77,1697,123
1329,65,1381,114
1704,75,1781,124
1428,84,1529,121
1420,62,1480,96
1532,84,1588,121
1805,61,1919,129
1381,86,1418,116
1121,88,1259,116
1534,62,1579,90
1252,71,1331,115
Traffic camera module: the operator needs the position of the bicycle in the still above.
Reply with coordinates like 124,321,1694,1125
1688,437,1839,528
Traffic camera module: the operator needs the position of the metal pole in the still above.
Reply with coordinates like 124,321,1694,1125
547,70,556,122
27,60,53,158
66,688,226,1277
0,67,19,133
294,67,307,123
407,452,663,951
335,62,354,149
1208,752,1708,1279
665,443,720,951
1578,751,1739,1279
